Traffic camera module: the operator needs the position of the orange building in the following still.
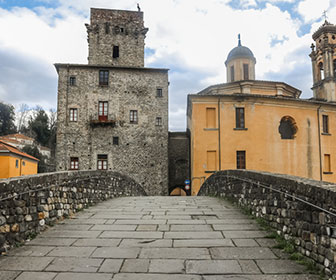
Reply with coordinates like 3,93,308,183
0,140,39,179
188,23,336,195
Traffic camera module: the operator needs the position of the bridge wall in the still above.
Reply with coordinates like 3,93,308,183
198,170,336,277
0,170,146,253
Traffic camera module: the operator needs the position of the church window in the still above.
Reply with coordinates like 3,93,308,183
235,108,245,129
99,70,109,86
113,46,119,58
130,110,138,123
322,115,329,134
324,154,331,174
98,101,108,121
70,157,79,170
278,116,297,139
97,154,108,170
206,108,216,128
155,117,162,126
230,66,235,82
319,62,324,80
236,151,246,169
243,64,249,80
69,76,76,86
69,108,78,122
207,150,217,171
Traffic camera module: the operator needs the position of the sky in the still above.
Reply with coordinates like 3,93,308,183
0,0,336,131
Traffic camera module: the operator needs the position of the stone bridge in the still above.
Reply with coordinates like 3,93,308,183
0,170,335,279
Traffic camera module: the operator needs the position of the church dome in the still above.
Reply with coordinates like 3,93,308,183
225,35,256,65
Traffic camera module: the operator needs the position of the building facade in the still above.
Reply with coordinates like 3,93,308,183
55,8,169,195
0,140,38,179
188,23,336,195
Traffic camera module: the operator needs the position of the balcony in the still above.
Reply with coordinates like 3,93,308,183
89,116,116,127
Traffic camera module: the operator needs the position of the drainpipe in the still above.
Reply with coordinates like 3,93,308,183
317,105,322,181
218,98,221,171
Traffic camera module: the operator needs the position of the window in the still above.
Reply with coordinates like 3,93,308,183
278,116,297,139
156,88,163,97
243,64,249,80
130,110,138,123
230,66,235,82
334,59,336,77
319,62,324,80
105,22,110,34
323,115,329,134
22,161,25,166
235,108,245,129
69,76,76,86
324,154,331,173
206,108,216,128
156,117,162,126
97,154,108,170
70,157,79,170
15,159,19,168
113,46,119,58
99,70,109,86
207,151,217,171
113,136,119,145
69,108,78,122
98,101,108,121
236,151,246,169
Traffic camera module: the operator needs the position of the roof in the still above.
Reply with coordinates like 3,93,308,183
54,63,169,73
313,21,336,40
0,133,34,141
0,140,39,162
225,36,256,65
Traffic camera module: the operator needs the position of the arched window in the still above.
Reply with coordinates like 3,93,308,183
319,62,324,80
278,116,298,139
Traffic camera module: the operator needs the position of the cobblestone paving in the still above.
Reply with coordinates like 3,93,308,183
0,197,320,279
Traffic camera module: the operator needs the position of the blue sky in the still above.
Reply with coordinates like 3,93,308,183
0,0,335,130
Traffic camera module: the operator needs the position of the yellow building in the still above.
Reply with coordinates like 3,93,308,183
0,140,39,179
188,23,336,195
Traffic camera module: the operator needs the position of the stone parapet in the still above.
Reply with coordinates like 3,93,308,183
198,169,336,277
0,170,146,253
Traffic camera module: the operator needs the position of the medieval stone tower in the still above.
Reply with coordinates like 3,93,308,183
55,8,169,195
310,20,336,101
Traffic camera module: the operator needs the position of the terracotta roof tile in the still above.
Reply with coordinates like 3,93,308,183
0,140,39,162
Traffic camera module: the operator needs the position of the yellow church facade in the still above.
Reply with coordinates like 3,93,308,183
188,22,336,195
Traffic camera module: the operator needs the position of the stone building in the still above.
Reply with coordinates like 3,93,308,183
188,22,336,195
55,8,169,195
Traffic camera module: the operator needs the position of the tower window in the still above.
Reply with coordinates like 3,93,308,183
278,116,298,139
69,76,76,86
230,66,235,82
69,108,78,122
235,108,245,129
236,151,246,169
156,88,163,97
70,157,79,170
130,110,138,124
243,64,249,80
97,154,108,170
155,117,162,126
322,115,329,134
99,70,109,86
113,46,119,58
324,154,331,174
113,136,119,145
98,101,108,121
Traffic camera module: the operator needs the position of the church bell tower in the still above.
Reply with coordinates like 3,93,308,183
310,20,336,101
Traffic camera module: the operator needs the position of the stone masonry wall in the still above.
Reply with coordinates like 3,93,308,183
55,65,169,196
198,170,336,277
87,8,146,67
0,170,146,254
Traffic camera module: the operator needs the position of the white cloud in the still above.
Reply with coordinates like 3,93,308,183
297,0,330,23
